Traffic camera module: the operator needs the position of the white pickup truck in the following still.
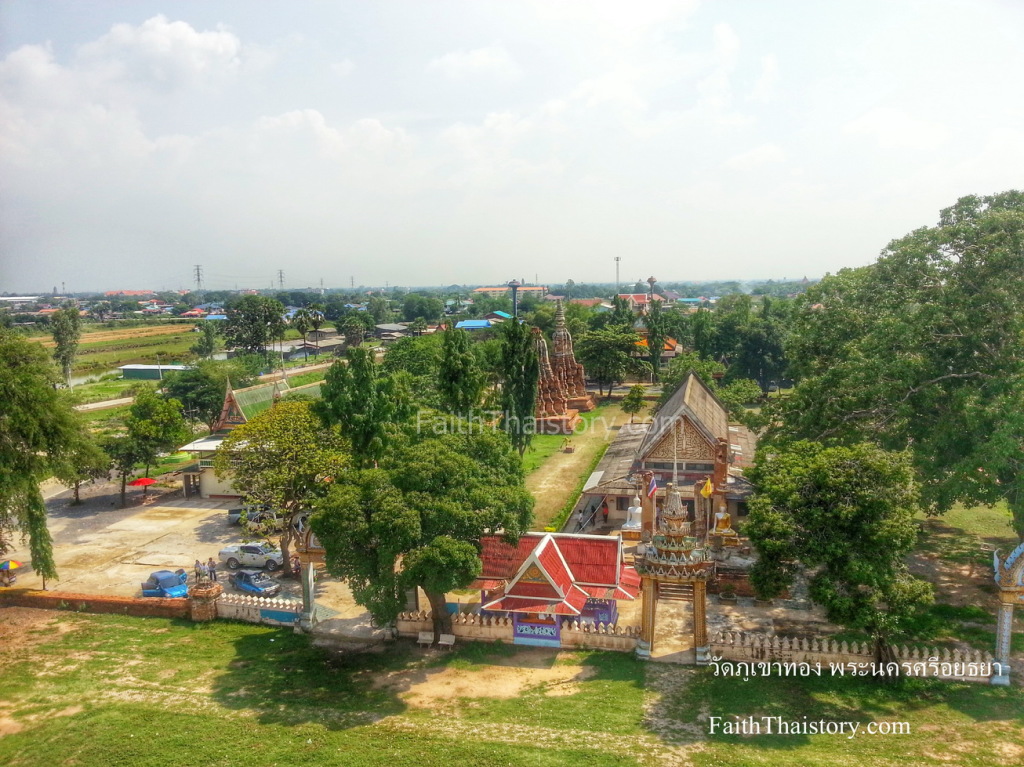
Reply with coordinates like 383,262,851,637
218,543,282,571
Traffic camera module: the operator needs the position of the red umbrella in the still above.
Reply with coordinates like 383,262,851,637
127,478,157,486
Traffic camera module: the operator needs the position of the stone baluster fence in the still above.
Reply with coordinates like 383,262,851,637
710,631,997,683
559,620,640,652
216,593,302,626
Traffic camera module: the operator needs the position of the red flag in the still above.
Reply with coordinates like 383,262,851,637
647,476,658,498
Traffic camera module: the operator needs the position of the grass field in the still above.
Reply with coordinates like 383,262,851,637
0,611,1019,767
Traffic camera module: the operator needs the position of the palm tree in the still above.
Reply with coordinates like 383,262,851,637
291,309,312,360
307,303,326,357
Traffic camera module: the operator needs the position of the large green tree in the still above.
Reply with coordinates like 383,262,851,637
438,326,485,417
215,400,349,567
497,319,538,456
745,441,933,668
53,425,109,505
189,321,220,359
316,347,414,468
771,191,1024,537
50,304,81,386
161,359,258,431
312,422,533,637
642,300,667,380
223,295,286,355
0,330,81,582
119,388,191,497
575,325,644,398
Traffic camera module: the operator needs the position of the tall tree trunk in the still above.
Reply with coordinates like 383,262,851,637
120,474,127,507
424,588,452,640
874,636,902,683
73,480,81,505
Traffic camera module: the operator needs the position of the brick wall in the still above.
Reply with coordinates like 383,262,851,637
0,589,189,619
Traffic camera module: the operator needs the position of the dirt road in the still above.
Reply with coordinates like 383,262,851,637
37,323,191,348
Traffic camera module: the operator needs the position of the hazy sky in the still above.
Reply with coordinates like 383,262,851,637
2,1,1022,293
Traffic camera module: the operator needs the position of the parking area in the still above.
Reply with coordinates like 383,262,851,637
6,484,357,616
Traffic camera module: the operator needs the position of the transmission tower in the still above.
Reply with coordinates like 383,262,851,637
277,269,285,290
193,264,204,293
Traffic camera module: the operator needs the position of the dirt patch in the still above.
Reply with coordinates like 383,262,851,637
908,551,997,608
0,714,23,736
0,607,84,658
37,323,190,348
371,651,596,706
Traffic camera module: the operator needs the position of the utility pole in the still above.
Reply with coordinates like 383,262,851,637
277,270,285,290
193,264,203,293
614,257,621,295
350,276,354,289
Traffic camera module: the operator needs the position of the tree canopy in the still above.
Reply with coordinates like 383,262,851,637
162,359,258,431
216,400,349,565
769,191,1024,537
316,347,414,468
223,295,286,355
312,420,533,635
0,331,81,581
438,326,485,417
745,441,933,661
497,319,538,456
50,304,81,386
575,325,644,398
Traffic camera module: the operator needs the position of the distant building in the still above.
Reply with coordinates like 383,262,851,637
119,364,191,380
617,293,665,312
105,290,156,297
455,319,492,330
472,285,548,299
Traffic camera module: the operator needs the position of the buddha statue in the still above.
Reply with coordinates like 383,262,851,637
712,504,737,536
622,494,643,530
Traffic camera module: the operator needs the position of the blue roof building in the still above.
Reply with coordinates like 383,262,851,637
456,319,492,330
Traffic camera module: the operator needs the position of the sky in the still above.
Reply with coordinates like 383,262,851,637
1,1,1022,293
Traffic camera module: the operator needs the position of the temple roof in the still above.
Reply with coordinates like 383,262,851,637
475,533,639,614
637,372,729,459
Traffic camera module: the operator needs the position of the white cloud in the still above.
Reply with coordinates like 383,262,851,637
750,54,779,102
428,44,522,80
331,58,354,77
844,108,949,150
726,143,786,170
76,15,242,90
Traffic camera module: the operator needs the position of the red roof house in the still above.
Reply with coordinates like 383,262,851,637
476,533,639,616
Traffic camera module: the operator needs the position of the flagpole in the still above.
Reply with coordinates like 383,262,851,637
672,420,678,486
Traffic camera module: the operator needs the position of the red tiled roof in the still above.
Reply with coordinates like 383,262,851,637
569,298,603,307
483,585,590,615
553,536,620,585
509,581,562,599
479,537,537,580
468,578,505,591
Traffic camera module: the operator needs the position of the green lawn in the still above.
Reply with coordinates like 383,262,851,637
64,377,154,405
0,612,1019,767
521,403,620,475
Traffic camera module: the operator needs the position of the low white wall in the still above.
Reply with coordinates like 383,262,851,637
216,593,301,626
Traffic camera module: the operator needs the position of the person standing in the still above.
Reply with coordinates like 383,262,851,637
194,559,204,583
207,557,218,582
601,503,609,525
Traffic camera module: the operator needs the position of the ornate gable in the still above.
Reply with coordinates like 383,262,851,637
644,416,715,462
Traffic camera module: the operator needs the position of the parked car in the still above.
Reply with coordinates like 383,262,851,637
141,569,189,598
219,543,282,571
227,504,278,527
227,569,282,597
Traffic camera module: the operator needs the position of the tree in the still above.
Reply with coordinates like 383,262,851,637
0,330,81,582
438,327,485,417
90,301,112,322
216,400,349,570
223,295,285,355
315,347,413,468
642,300,667,380
367,296,392,324
291,309,313,359
772,191,1024,537
745,441,933,668
575,326,644,397
306,303,326,356
53,426,109,505
341,315,366,348
497,319,538,456
409,317,428,336
123,388,191,486
161,360,258,431
104,434,148,508
189,321,220,359
620,385,647,423
312,422,533,637
51,304,81,386
609,295,634,328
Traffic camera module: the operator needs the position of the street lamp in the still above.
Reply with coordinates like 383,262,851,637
507,280,521,318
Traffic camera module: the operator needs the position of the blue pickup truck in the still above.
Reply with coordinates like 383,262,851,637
141,569,189,598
